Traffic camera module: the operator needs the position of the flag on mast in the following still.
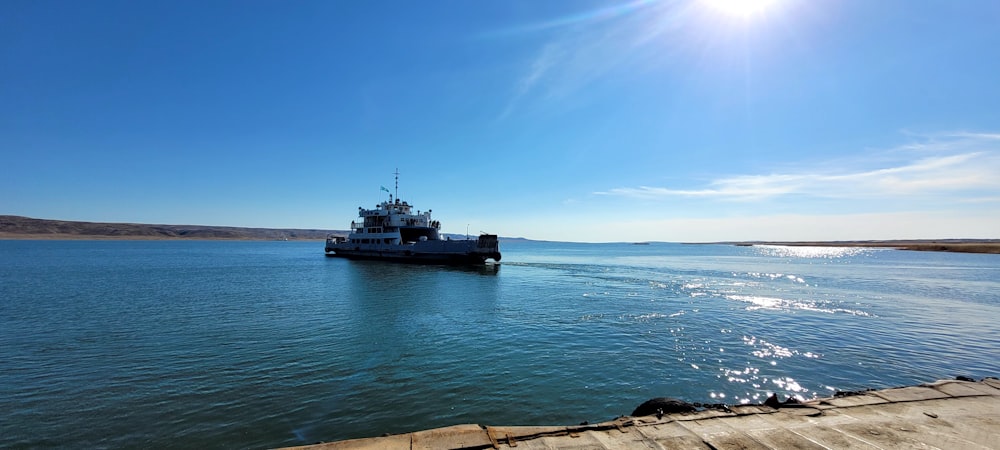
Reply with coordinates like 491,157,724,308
380,186,390,193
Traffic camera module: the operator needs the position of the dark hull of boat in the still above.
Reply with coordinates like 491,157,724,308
324,234,500,265
324,250,497,265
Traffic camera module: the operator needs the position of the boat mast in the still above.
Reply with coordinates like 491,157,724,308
394,168,400,201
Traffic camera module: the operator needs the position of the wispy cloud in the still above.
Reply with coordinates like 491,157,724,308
482,0,658,38
893,131,1000,153
491,0,800,120
499,42,563,119
494,0,686,119
498,32,622,119
596,133,1000,201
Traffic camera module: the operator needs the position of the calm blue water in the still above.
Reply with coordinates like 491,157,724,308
2,239,998,448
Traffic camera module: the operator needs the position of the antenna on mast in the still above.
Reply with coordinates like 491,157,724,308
394,168,400,200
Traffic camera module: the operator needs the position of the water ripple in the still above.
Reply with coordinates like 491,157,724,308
1,240,998,448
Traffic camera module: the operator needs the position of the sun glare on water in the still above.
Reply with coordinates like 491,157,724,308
703,0,779,17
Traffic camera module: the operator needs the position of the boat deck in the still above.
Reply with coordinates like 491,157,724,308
282,378,1000,449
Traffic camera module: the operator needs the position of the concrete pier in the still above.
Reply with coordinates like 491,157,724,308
283,378,1000,449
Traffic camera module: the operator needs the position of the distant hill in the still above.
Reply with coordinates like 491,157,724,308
0,216,345,241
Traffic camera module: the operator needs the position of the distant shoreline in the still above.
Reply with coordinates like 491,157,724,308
693,240,1000,254
3,215,998,254
0,233,325,241
0,215,339,241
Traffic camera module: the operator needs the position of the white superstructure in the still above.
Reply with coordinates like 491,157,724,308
324,171,500,264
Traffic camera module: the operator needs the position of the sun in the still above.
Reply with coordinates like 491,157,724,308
702,0,779,17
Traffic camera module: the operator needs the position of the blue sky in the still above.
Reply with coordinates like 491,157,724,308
3,0,999,242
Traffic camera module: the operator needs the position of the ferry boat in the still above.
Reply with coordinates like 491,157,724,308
324,176,501,265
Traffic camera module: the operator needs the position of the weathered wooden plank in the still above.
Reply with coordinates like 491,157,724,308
677,419,772,450
822,394,889,408
634,421,713,450
410,424,491,450
282,380,1000,450
871,385,950,403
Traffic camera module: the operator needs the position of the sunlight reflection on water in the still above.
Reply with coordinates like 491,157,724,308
3,240,998,448
753,245,877,258
723,294,875,316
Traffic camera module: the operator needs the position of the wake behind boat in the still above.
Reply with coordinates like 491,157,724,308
324,173,500,265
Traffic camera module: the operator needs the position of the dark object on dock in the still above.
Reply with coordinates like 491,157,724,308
834,388,875,397
631,397,697,417
763,393,802,408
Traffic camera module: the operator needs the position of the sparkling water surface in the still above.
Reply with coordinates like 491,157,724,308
2,239,999,448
